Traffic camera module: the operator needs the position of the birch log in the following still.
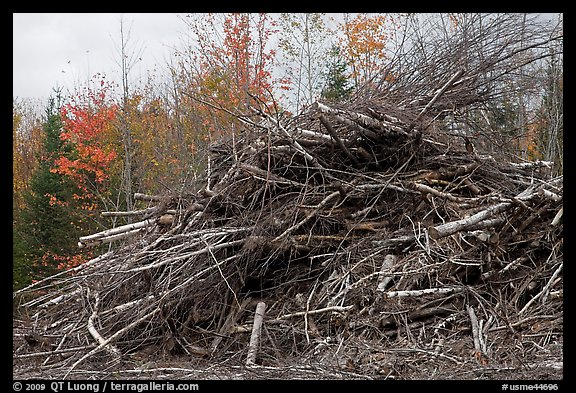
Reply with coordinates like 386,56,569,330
133,193,162,202
78,219,156,247
246,302,266,366
551,207,563,226
377,254,397,292
78,228,146,248
101,207,157,217
428,185,539,240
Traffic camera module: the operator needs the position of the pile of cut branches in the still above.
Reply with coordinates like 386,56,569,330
14,14,563,377
14,87,562,378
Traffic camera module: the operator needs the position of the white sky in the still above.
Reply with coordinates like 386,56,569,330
13,13,187,101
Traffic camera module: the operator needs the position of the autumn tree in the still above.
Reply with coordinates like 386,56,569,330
13,98,43,214
339,13,399,90
112,16,146,215
51,75,120,228
173,13,282,142
533,46,563,174
115,82,200,197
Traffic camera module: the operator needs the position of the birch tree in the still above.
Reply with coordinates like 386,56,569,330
278,13,332,112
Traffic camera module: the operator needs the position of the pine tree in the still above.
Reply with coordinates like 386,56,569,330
320,45,353,103
13,93,82,288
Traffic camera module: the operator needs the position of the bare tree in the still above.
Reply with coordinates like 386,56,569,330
111,16,145,216
537,16,563,174
366,13,562,158
278,13,333,112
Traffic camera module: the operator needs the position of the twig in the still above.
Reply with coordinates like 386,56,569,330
211,297,251,354
412,182,465,202
78,227,147,248
318,114,361,166
262,111,325,169
126,239,245,273
551,207,563,226
78,219,155,245
408,68,465,131
133,193,162,202
239,163,306,188
269,305,354,323
101,207,157,217
14,344,97,359
387,347,463,364
428,184,540,239
272,191,340,243
519,261,563,315
201,237,240,308
467,305,483,354
14,252,114,296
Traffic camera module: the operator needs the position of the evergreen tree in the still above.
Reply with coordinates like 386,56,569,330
320,45,353,103
13,93,81,289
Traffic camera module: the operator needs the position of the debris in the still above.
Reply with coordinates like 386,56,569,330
14,48,562,378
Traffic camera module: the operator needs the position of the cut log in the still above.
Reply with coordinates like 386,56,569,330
246,302,266,366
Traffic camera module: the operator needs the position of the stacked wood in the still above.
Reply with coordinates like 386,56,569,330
14,77,562,378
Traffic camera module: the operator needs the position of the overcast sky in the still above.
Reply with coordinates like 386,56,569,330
14,13,561,105
13,13,187,102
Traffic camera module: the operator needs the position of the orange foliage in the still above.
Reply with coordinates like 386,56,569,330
181,13,279,140
51,75,119,210
340,13,399,86
519,120,544,160
448,13,461,30
38,251,92,271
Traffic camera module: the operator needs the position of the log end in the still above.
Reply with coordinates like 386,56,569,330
428,226,440,240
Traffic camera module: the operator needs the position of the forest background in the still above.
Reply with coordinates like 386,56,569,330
12,13,563,290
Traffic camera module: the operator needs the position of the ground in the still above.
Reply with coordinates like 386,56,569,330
13,322,563,381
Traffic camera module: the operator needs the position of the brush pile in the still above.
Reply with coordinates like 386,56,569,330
14,81,563,378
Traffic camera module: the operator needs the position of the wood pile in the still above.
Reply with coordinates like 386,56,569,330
14,72,563,379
